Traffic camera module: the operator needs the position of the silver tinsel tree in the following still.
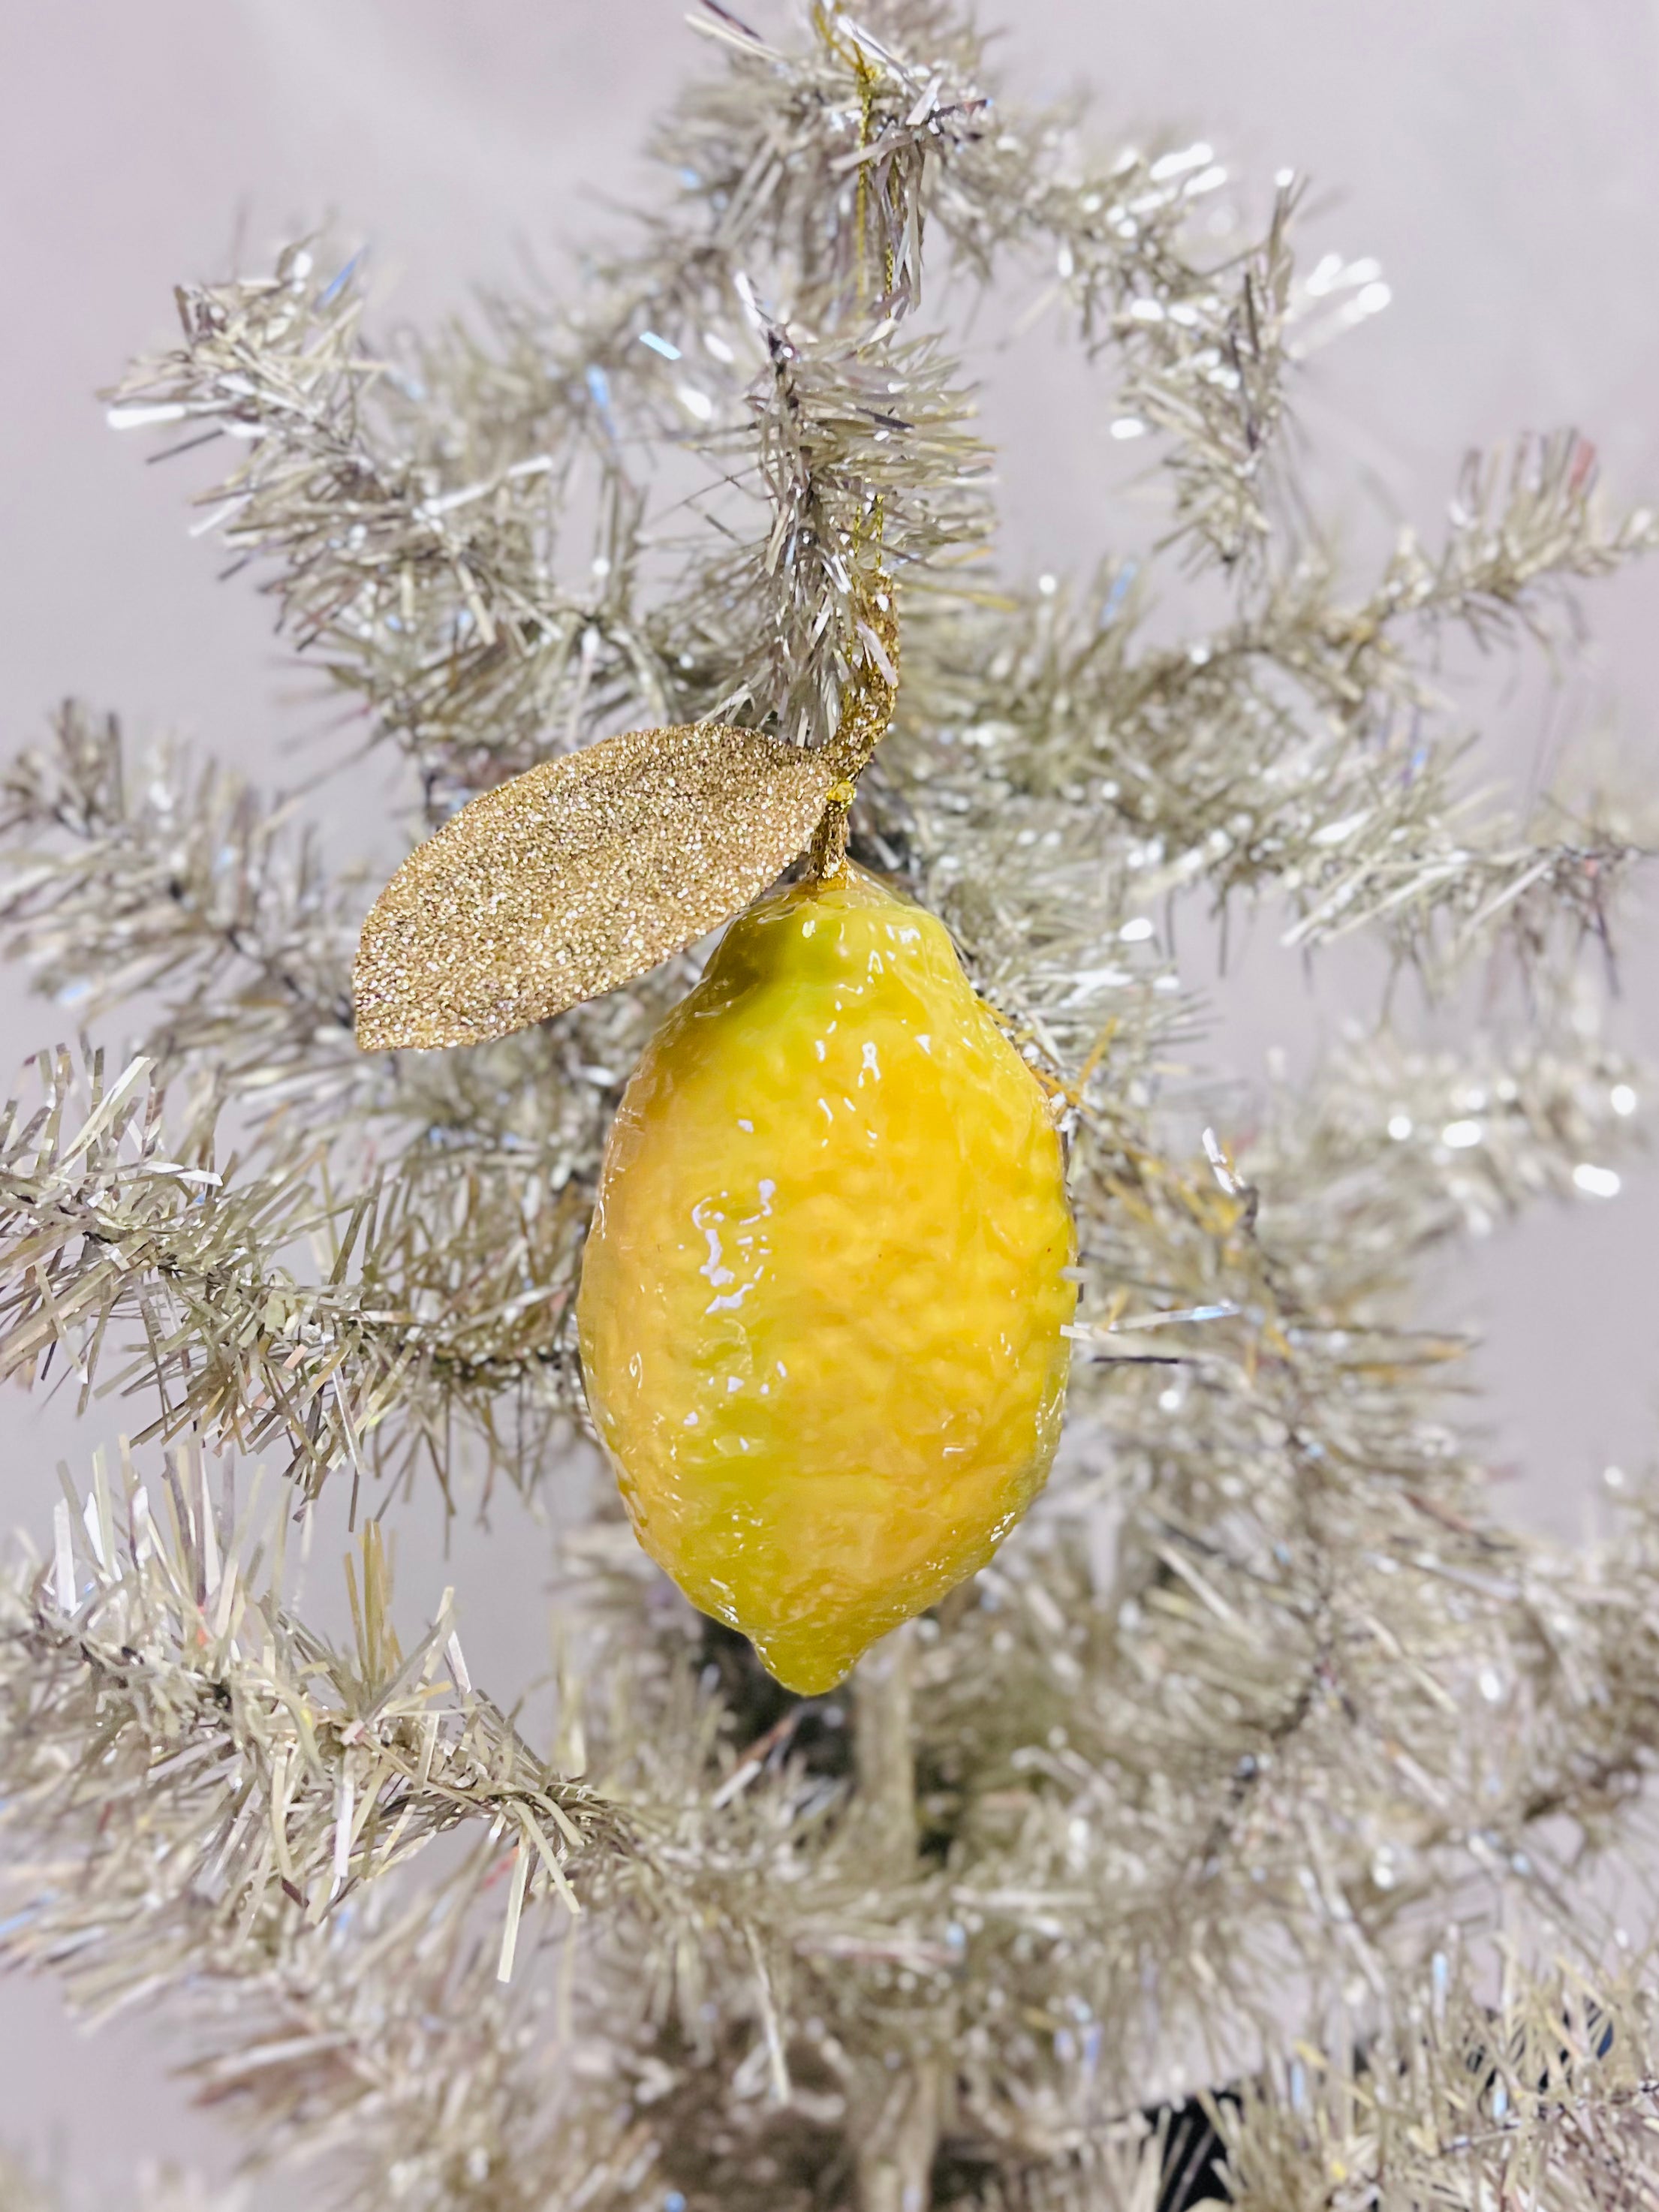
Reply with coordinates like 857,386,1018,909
3,5,1659,2206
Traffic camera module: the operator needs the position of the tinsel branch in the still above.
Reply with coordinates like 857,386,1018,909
104,246,628,806
1210,1952,1659,2212
1,705,360,1101
0,1449,625,1964
0,1450,685,2201
0,1052,584,1494
98,0,1359,799
895,432,1656,1006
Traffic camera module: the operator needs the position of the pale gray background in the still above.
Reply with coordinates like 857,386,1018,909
2,2,1657,2197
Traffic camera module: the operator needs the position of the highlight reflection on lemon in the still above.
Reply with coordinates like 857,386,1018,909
577,864,1076,1693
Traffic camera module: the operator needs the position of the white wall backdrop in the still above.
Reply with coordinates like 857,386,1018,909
2,2,1657,2195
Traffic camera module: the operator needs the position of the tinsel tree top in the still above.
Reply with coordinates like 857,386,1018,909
2,4,1659,2208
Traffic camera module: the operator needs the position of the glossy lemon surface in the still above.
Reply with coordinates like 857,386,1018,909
577,865,1076,1693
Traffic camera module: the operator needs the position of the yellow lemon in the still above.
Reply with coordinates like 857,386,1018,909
577,864,1076,1693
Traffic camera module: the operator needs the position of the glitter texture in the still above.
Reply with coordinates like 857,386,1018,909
809,579,898,877
354,723,839,1050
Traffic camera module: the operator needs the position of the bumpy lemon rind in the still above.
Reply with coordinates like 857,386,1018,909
577,866,1076,1691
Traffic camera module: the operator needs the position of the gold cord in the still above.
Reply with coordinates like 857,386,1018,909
808,6,899,877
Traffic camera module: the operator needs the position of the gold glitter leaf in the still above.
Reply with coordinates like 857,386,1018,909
354,724,839,1051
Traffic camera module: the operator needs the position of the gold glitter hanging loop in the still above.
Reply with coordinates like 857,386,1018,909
804,11,901,880
354,724,838,1051
813,4,893,311
808,575,899,877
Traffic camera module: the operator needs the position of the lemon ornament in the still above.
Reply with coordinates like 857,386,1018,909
576,865,1076,1693
354,585,1076,1691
